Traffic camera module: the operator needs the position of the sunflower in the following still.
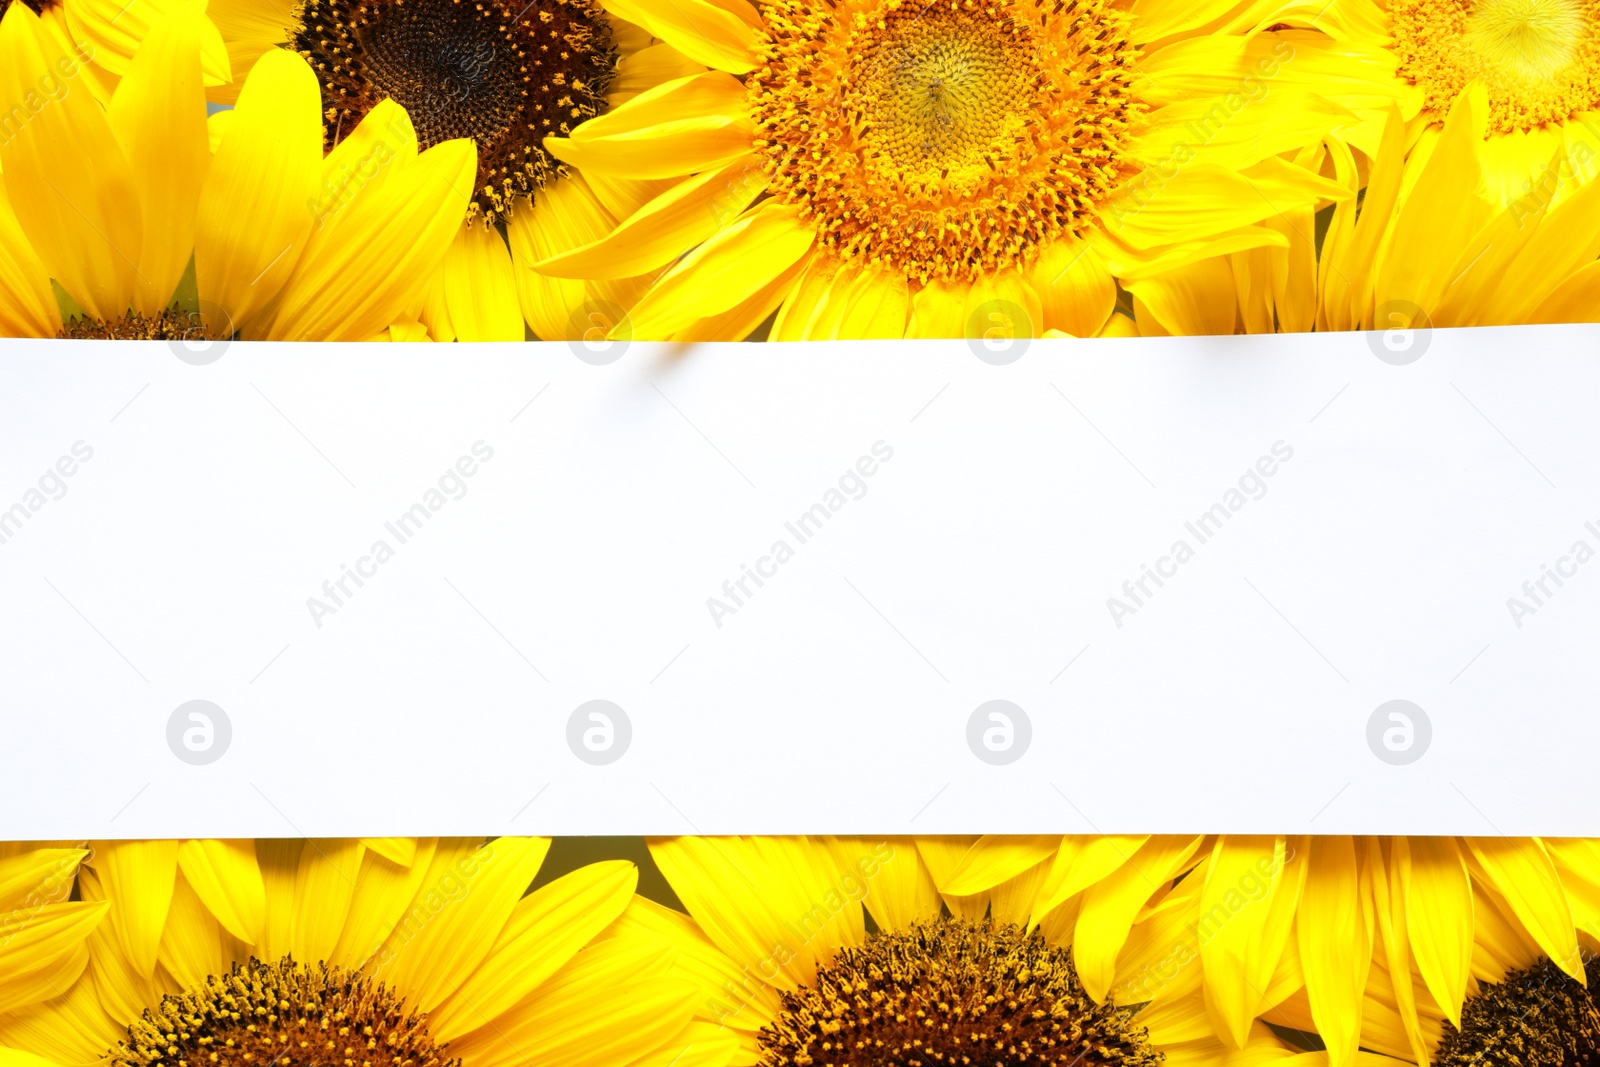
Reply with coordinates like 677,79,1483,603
1136,0,1600,334
0,838,718,1067
0,1,477,341
625,835,1318,1067
1150,86,1600,335
1098,836,1600,1067
1317,95,1600,330
88,0,708,341
1216,837,1600,1067
0,844,104,1016
518,0,1413,341
1381,0,1600,209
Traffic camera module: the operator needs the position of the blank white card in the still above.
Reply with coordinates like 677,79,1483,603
0,327,1593,838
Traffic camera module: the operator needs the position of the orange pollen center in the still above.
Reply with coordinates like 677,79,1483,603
748,0,1140,283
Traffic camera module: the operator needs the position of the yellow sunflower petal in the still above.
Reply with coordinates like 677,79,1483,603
769,255,840,341
609,41,707,104
0,2,140,320
1368,840,1431,1066
962,269,1043,344
1546,838,1600,943
0,960,124,1063
649,837,865,993
0,850,83,910
830,261,910,339
939,836,1062,898
1527,257,1600,322
1,1041,72,1067
429,860,639,1041
598,0,759,73
598,893,780,1033
104,1,215,315
536,155,767,280
329,839,441,970
75,867,174,1037
1296,836,1374,1067
545,72,753,178
361,839,418,868
175,839,265,947
63,0,228,82
824,839,939,932
624,203,815,338
203,0,294,102
1109,876,1204,1008
1199,836,1303,1048
422,224,524,342
375,837,551,1012
1134,92,1356,173
1030,236,1115,337
268,112,474,340
1074,836,1204,1003
1373,86,1494,317
507,172,628,339
1395,836,1473,1028
671,251,808,341
446,924,697,1067
582,171,679,222
905,277,970,339
288,838,366,967
0,164,59,336
154,874,223,991
1465,838,1582,981
1105,155,1346,255
90,840,179,979
194,47,322,336
0,901,106,1013
255,839,303,965
1123,258,1238,334
1032,836,1152,925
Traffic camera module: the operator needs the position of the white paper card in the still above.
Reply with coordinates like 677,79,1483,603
0,328,1592,838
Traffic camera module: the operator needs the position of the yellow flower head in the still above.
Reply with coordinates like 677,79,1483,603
0,839,712,1067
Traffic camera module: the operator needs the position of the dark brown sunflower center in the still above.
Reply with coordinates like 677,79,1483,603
293,0,619,223
1437,956,1600,1067
109,957,455,1067
57,308,198,340
3,0,57,15
758,918,1162,1067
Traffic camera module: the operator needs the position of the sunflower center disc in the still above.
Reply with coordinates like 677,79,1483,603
1392,0,1600,131
109,958,454,1067
1436,956,1600,1066
749,0,1139,283
293,0,619,222
57,308,197,340
759,918,1162,1067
